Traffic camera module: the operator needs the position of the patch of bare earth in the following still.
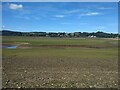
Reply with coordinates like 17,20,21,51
17,45,109,49
2,57,118,88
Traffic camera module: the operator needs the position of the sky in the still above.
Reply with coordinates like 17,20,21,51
2,2,118,33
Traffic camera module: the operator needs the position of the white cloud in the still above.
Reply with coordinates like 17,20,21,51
97,7,113,10
2,25,5,28
61,22,87,25
9,3,23,10
81,12,101,16
94,26,105,30
64,10,81,14
55,15,65,18
97,26,105,29
14,15,30,20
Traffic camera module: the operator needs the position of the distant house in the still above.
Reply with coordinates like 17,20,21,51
88,35,96,38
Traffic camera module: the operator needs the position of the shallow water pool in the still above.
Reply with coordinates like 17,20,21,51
1,45,17,49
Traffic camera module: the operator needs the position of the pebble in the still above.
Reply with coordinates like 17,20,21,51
99,78,102,80
94,84,97,87
5,80,10,85
89,85,93,88
24,70,27,73
18,87,21,88
6,80,10,83
36,84,39,87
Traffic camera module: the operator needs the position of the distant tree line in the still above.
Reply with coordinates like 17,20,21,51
1,30,120,38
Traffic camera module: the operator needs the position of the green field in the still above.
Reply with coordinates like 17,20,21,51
2,36,119,88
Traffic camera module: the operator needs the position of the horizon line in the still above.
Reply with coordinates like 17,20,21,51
2,29,119,34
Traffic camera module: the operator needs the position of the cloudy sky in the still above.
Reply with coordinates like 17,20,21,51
2,2,118,33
